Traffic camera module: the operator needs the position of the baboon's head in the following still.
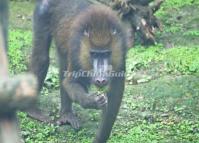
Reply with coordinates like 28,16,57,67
70,5,127,88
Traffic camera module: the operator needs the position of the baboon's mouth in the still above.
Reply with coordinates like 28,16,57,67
94,83,110,93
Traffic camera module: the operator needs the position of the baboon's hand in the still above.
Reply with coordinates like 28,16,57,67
85,93,108,109
94,93,108,109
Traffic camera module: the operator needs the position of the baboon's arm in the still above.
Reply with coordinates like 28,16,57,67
63,79,107,109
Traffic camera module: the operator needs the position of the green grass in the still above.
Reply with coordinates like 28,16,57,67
127,45,199,75
7,0,199,143
8,28,32,74
9,1,34,30
156,0,199,46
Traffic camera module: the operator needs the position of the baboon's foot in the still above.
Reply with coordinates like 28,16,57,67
56,112,80,130
26,108,52,123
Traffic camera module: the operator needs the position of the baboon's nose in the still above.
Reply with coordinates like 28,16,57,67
95,77,108,88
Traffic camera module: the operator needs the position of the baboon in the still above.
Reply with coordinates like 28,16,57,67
29,0,127,142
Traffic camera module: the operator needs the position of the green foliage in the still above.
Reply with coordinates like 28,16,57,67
10,1,33,30
44,66,60,90
163,47,199,74
161,0,197,9
127,45,199,75
18,112,60,143
156,0,199,46
156,0,199,17
8,29,32,74
109,120,199,143
183,30,199,37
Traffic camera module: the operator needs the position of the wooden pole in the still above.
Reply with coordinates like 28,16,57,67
0,0,38,142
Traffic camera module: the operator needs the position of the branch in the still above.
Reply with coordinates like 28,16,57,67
0,74,38,112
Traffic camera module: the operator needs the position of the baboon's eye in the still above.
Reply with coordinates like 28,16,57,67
84,30,89,37
90,51,98,58
103,51,111,57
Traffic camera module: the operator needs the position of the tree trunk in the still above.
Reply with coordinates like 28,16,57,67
93,0,164,45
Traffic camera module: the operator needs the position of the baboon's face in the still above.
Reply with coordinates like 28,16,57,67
79,23,124,88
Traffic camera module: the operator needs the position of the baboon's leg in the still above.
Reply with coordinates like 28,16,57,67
30,1,52,91
27,0,52,123
56,51,80,129
63,79,108,110
93,77,125,143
